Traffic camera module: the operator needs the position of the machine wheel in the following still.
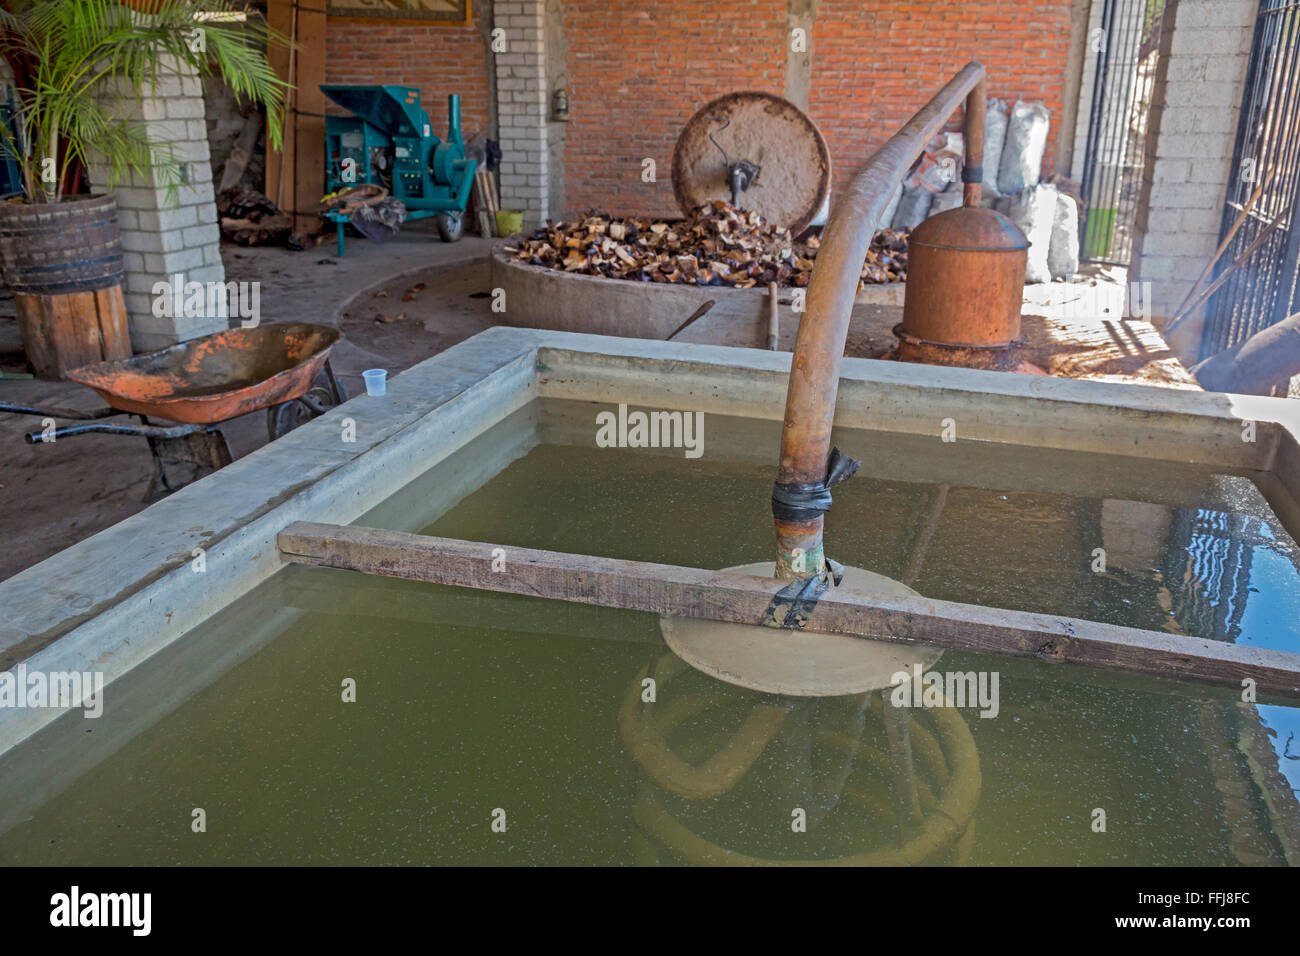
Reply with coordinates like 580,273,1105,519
435,212,464,242
267,367,347,441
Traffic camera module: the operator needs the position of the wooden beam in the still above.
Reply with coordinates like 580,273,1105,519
277,522,1300,698
291,2,326,237
265,0,295,210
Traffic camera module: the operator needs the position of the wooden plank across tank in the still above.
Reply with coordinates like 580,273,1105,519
277,521,1300,699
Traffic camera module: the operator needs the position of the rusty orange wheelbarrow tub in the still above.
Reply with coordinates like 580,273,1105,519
65,323,342,425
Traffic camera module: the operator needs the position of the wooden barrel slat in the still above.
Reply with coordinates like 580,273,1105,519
95,286,128,358
2,195,133,379
72,293,97,362
0,194,125,294
15,286,133,379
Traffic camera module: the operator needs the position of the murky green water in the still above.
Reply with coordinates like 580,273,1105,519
2,399,1297,865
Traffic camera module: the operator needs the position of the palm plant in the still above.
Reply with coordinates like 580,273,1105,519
0,0,288,203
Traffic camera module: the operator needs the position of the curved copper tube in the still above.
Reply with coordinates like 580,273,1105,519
774,62,987,579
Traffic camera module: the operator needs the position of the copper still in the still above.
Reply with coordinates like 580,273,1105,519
896,206,1036,372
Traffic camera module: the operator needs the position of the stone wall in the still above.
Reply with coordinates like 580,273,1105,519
1131,0,1256,359
88,57,226,351
494,0,551,228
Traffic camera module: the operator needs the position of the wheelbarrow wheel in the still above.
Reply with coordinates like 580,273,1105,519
267,368,347,441
435,212,463,242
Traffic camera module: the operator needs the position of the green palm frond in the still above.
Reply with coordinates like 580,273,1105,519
0,0,290,203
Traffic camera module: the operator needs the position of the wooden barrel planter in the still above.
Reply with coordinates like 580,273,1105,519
0,194,132,379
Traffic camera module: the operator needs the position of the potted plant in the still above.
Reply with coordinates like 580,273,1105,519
0,0,286,378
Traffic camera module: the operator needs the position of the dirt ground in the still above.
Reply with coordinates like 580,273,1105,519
0,229,1193,582
0,223,497,581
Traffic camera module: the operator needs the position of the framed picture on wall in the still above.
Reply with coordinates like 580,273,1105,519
325,0,472,25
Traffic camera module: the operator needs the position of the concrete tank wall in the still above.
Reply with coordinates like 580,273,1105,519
490,240,904,347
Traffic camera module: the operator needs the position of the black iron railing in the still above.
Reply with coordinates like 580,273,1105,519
1202,0,1300,360
1079,0,1167,266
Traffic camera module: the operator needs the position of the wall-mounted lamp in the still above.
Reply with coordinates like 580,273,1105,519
552,86,570,122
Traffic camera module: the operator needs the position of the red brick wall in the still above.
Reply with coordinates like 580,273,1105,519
561,0,1072,219
562,0,788,218
320,1,1074,222
325,7,493,142
812,0,1072,198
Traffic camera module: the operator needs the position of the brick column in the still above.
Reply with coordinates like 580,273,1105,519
88,56,226,352
1131,0,1255,358
494,0,550,229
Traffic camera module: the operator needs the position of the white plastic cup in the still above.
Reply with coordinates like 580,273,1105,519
362,368,388,397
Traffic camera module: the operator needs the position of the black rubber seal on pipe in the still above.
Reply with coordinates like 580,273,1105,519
962,164,983,184
761,558,846,630
771,447,861,522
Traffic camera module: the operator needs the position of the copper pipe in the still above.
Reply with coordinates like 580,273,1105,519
773,61,987,579
962,76,987,207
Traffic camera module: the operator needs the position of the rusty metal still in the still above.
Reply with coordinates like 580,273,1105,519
896,206,1031,372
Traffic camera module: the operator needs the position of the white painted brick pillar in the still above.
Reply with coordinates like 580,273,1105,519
88,56,225,352
494,0,550,229
1131,0,1255,359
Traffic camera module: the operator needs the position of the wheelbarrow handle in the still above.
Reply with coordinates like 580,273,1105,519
24,421,205,444
0,401,121,421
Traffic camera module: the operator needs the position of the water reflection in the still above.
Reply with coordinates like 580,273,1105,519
1161,507,1300,647
619,653,982,865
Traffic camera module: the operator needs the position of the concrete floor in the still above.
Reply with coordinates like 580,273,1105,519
0,221,1194,582
0,221,497,581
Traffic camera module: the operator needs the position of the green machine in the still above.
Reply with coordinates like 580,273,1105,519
321,84,475,256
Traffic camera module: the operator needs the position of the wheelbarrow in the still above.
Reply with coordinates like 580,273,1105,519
0,323,346,501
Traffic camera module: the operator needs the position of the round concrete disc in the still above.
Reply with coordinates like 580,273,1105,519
660,562,943,697
672,92,831,235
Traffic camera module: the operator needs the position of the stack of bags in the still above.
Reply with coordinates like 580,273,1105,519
884,99,1079,283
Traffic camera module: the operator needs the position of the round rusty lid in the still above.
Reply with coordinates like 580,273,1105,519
672,91,831,235
909,206,1029,251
